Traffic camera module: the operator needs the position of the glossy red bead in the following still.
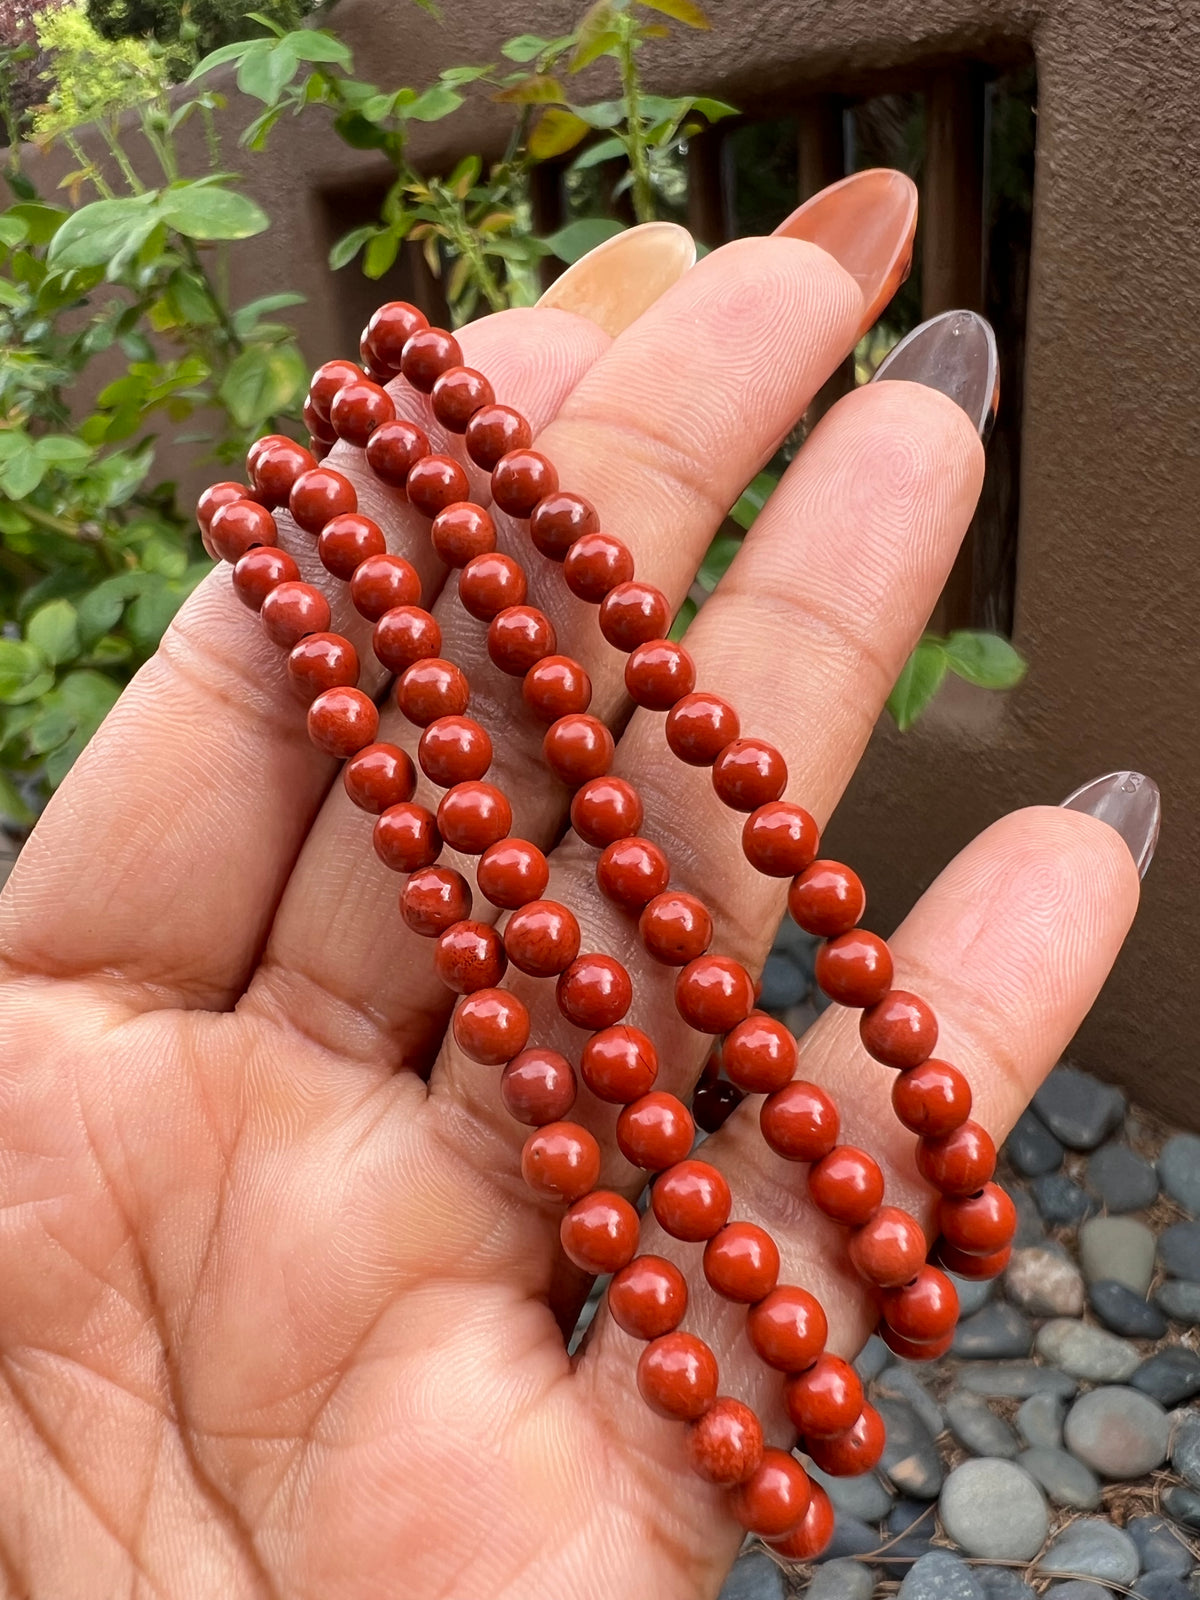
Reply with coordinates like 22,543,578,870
936,1241,1012,1280
418,716,491,787
317,512,385,580
364,418,430,488
616,1092,695,1172
808,1145,885,1226
401,326,463,392
477,838,549,909
431,365,494,432
544,714,614,786
374,606,442,675
848,1206,927,1287
488,605,557,676
407,454,470,520
570,776,643,847
788,860,866,938
805,1404,885,1476
939,1182,1017,1256
596,837,669,912
815,929,894,1008
303,395,337,444
747,1285,828,1372
522,656,592,723
430,501,495,568
703,1221,780,1302
362,301,427,373
401,865,472,937
730,1449,812,1538
685,1398,764,1486
344,742,416,813
289,467,357,533
722,1013,797,1094
306,685,379,757
560,1189,640,1274
453,987,530,1064
691,1079,744,1134
373,803,441,872
882,1265,959,1342
608,1255,688,1340
437,780,512,854
232,545,299,611
464,403,532,471
433,920,507,993
563,531,634,603
760,1080,840,1163
397,658,470,726
520,1120,600,1203
308,360,365,422
880,1323,956,1361
637,890,712,967
529,490,598,560
458,552,527,620
197,479,248,538
917,1120,996,1196
504,899,581,978
557,953,632,1030
501,1048,577,1126
651,1159,731,1242
251,438,318,509
637,1332,719,1421
330,379,394,447
783,1356,864,1438
598,580,670,651
580,1025,658,1103
492,448,558,518
712,737,787,811
892,1058,973,1137
350,553,421,621
624,639,695,710
287,632,359,701
766,1483,835,1560
742,802,820,878
675,956,755,1034
860,989,938,1069
209,498,276,563
665,692,740,766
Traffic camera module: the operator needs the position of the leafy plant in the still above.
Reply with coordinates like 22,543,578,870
86,0,320,76
886,631,1027,731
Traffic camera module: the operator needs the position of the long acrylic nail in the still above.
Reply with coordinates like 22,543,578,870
1060,771,1161,879
536,221,696,337
774,168,918,341
871,310,1000,439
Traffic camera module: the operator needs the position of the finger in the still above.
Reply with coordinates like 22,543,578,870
537,221,697,336
577,803,1142,1584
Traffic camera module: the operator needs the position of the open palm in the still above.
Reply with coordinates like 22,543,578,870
0,218,1139,1600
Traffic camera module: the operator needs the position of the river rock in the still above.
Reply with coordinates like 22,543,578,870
953,1302,1035,1360
1134,1575,1195,1600
1079,1215,1157,1294
1017,1389,1066,1450
717,1551,785,1600
1005,1245,1085,1316
1088,1279,1169,1339
1127,1515,1192,1578
980,1572,1038,1600
1035,1318,1139,1382
854,1334,891,1383
960,1363,1078,1399
875,1363,944,1437
898,1550,987,1600
1160,1221,1200,1280
878,1397,943,1499
1170,1410,1200,1490
1032,1065,1126,1148
1163,1483,1200,1532
1086,1141,1159,1212
945,1390,1020,1459
820,1513,881,1560
1039,1517,1139,1585
1156,1279,1200,1322
1033,1172,1098,1227
949,1270,995,1317
1159,1133,1200,1213
1132,1348,1200,1406
1017,1446,1102,1509
758,951,807,1009
1064,1386,1170,1477
808,1462,894,1522
808,1560,875,1600
938,1458,1049,1560
1042,1585,1115,1600
1007,1109,1064,1176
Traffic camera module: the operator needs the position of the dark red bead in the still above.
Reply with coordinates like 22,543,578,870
882,1266,959,1343
418,715,492,786
464,404,532,471
436,780,512,854
401,865,472,937
344,742,416,813
522,656,592,723
608,1254,687,1340
251,438,318,509
916,1121,996,1196
624,639,695,710
599,580,670,651
685,1398,764,1486
197,479,249,538
306,685,378,757
808,1145,885,1226
407,454,470,519
675,956,755,1034
431,365,494,432
747,1285,828,1372
788,860,866,938
373,803,441,873
563,532,634,603
233,546,299,611
730,1450,812,1538
596,837,670,912
722,1013,797,1094
767,1484,835,1560
712,737,787,811
703,1221,780,1302
308,360,365,424
287,632,359,701
892,1059,973,1136
362,301,428,373
880,1323,956,1361
936,1241,1012,1280
431,501,495,567
560,1189,640,1274
520,1120,600,1203
760,1080,840,1162
317,512,385,580
488,605,557,676
637,1332,719,1421
330,379,395,447
365,418,430,488
401,326,462,392
433,920,507,994
570,777,643,847
289,467,357,533
860,989,939,1069
557,953,632,1030
397,658,470,726
458,552,527,621
351,553,421,621
652,1159,731,1242
529,490,598,560
637,891,712,966
939,1183,1017,1256
742,802,820,878
783,1356,864,1438
580,1025,658,1103
492,449,558,518
477,838,549,909
848,1206,927,1287
209,498,276,563
616,1091,695,1172
453,987,530,1064
691,1078,744,1133
501,1048,577,1126
374,606,442,675
665,692,740,766
544,714,614,786
303,395,337,444
805,1404,885,1477
504,899,581,978
815,929,894,1008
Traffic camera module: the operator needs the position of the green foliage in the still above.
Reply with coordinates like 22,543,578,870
32,0,173,136
86,0,320,78
886,631,1027,731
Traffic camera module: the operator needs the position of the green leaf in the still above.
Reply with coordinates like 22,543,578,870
571,27,621,71
188,38,259,80
0,278,28,309
331,109,389,150
27,703,75,755
0,215,28,248
59,669,120,731
76,579,131,646
529,108,592,160
236,40,299,103
241,104,285,150
688,95,738,122
218,342,307,429
26,600,80,666
635,0,711,25
440,65,491,86
160,184,269,242
942,630,1027,691
363,229,400,278
541,217,625,263
668,595,697,640
494,74,564,105
231,291,305,336
45,195,160,273
408,84,464,121
729,470,778,531
0,639,51,704
34,436,93,467
0,770,33,827
570,134,626,170
329,224,377,270
7,203,68,246
0,452,45,499
886,639,948,732
697,530,741,590
289,30,353,66
502,34,551,62
569,98,625,129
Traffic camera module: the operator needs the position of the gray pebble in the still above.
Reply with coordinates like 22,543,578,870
758,951,807,1010
1039,1517,1139,1585
1171,1411,1200,1491
1035,1318,1140,1383
939,1458,1049,1560
1159,1134,1200,1214
807,1560,875,1600
1006,1246,1085,1316
1042,1585,1115,1599
960,1363,1078,1399
1127,1515,1192,1578
1160,1221,1200,1281
717,1550,785,1600
1134,1575,1195,1600
949,1270,996,1318
898,1549,987,1600
855,1334,891,1383
1013,1184,1048,1246
883,1496,937,1563
1016,1389,1067,1451
1017,1446,1103,1509
945,1390,1021,1459
1133,1349,1200,1407
807,1462,894,1523
1087,1141,1159,1212
875,1363,945,1437
1088,1279,1169,1339
771,917,818,971
819,1514,881,1560
1033,1172,1098,1227
1080,1215,1158,1295
1064,1386,1171,1477
1156,1280,1200,1323
1007,1108,1064,1176
980,1572,1038,1600
953,1302,1035,1360
1032,1065,1126,1149
877,1397,944,1499
1163,1484,1200,1532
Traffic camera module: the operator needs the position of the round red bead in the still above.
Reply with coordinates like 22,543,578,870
882,1265,959,1343
935,1240,1012,1280
362,302,427,373
848,1206,928,1287
742,802,820,878
521,1121,600,1202
306,685,378,757
808,1145,885,1226
712,737,787,811
557,953,632,1030
730,1449,812,1538
504,899,581,978
916,1120,996,1196
652,1159,731,1242
892,1059,973,1137
401,865,471,937
703,1221,780,1302
788,860,866,937
563,532,634,603
596,837,669,912
580,1025,658,1103
431,366,494,432
365,418,430,488
209,498,276,563
675,956,755,1034
488,605,557,676
437,780,512,854
251,438,317,508
805,1404,885,1476
287,632,359,701
304,395,336,444
665,692,740,766
401,326,462,393
477,838,549,909
544,714,614,786
938,1182,1017,1256
522,656,592,723
464,403,531,471
374,606,442,675
636,891,712,966
373,803,440,873
880,1323,956,1361
722,1013,797,1094
197,479,248,537
397,658,470,726
344,742,416,813
289,467,357,532
232,546,299,611
308,361,365,422
747,1285,828,1372
760,1080,840,1162
433,920,507,994
616,1092,695,1172
501,1049,577,1127
570,777,643,847
766,1483,835,1560
418,715,492,787
453,988,530,1064
330,379,394,447
599,581,670,651
431,502,496,567
560,1189,640,1274
407,454,470,520
529,490,598,560
685,1398,764,1486
608,1255,687,1340
459,552,527,620
815,929,894,1008
691,1078,744,1134
624,639,695,710
351,553,421,621
860,989,939,1068
492,449,557,518
317,512,386,580
783,1356,864,1438
637,1332,719,1421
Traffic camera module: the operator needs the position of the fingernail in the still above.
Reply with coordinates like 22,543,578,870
870,310,1000,439
774,168,918,340
1060,770,1161,879
536,222,696,337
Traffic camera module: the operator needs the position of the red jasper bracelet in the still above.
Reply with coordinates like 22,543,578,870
195,298,1015,1559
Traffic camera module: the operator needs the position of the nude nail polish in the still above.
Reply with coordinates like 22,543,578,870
774,169,918,340
871,310,1000,440
1060,771,1160,879
536,222,696,337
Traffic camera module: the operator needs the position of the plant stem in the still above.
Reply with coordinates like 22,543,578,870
449,210,507,316
181,239,244,355
617,22,654,223
97,120,145,195
64,132,113,199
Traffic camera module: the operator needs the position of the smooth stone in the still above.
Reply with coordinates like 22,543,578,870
1013,1185,1047,1246
945,1390,1021,1459
1007,1108,1065,1176
1159,1134,1200,1214
898,1549,987,1600
1032,1065,1126,1149
876,1363,945,1437
1160,1221,1200,1281
1006,1246,1086,1316
1017,1446,1103,1509
949,1269,996,1318
1039,1518,1139,1585
808,1462,895,1522
953,1302,1035,1360
1127,1515,1192,1578
1080,1216,1157,1295
960,1363,1079,1399
1171,1411,1200,1491
1035,1318,1140,1382
758,950,807,1009
819,1514,881,1561
1087,1141,1159,1212
1089,1279,1169,1339
980,1572,1038,1600
939,1458,1049,1560
1163,1484,1200,1532
1042,1585,1114,1599
888,1497,937,1540
1133,1349,1200,1407
1017,1389,1067,1451
1135,1576,1195,1600
877,1398,944,1499
1033,1172,1099,1227
855,1333,891,1383
1064,1386,1171,1477
1156,1280,1200,1323
717,1550,785,1600
808,1560,875,1600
